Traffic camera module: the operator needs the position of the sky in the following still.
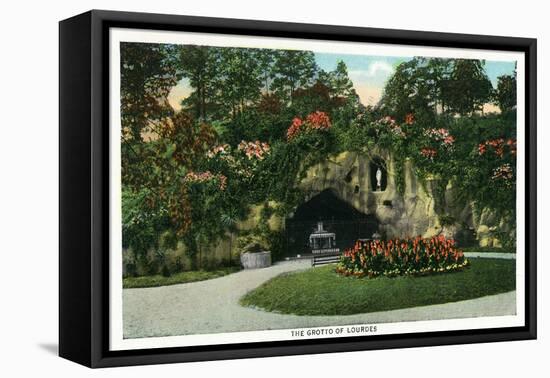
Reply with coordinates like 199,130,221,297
167,53,516,110
315,53,407,106
314,53,516,107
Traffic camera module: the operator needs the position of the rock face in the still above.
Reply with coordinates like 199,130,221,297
296,150,505,246
232,149,510,250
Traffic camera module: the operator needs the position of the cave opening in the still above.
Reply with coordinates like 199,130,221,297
285,189,379,257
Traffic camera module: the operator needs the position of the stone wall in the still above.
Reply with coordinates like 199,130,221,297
122,233,239,276
236,200,284,232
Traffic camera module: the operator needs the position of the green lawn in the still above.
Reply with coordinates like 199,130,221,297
123,267,240,288
240,258,515,315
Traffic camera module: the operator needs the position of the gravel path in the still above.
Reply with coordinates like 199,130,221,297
464,252,516,259
123,257,516,339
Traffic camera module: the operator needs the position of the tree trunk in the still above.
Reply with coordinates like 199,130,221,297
200,85,206,121
196,84,203,120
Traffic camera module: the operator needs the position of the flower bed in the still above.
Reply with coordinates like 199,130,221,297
286,111,331,141
336,235,469,278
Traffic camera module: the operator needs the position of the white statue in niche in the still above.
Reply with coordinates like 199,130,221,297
376,167,382,191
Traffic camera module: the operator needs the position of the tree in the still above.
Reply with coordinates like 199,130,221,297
379,58,439,121
217,48,263,118
381,57,493,118
290,61,360,118
330,60,356,99
254,49,277,94
159,111,217,170
493,73,517,113
442,59,492,116
425,58,453,113
270,50,318,103
256,93,283,115
120,43,181,192
121,105,220,265
178,46,221,121
120,43,180,141
291,81,333,116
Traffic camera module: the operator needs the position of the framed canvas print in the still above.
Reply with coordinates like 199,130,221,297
59,10,537,368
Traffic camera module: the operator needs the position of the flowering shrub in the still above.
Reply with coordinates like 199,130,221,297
207,141,271,162
424,128,455,148
286,111,331,141
507,138,517,156
420,147,437,160
478,138,516,157
306,110,331,130
238,140,271,160
335,235,469,278
474,137,516,191
206,143,231,159
184,171,227,191
405,113,415,125
414,127,456,166
492,163,514,186
374,116,406,138
286,117,303,140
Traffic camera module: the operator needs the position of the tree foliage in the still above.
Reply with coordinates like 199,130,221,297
178,46,220,121
442,59,492,115
120,42,518,273
270,50,318,103
380,58,493,119
493,72,517,113
120,43,180,141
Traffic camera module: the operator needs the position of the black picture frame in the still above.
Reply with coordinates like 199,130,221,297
59,9,537,368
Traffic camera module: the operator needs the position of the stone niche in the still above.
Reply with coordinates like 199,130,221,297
297,150,505,245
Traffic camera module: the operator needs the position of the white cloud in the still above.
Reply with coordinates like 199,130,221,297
366,61,395,77
349,61,395,81
347,61,395,106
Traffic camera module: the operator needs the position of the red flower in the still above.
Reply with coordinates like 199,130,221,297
443,135,455,145
479,138,515,158
286,117,303,141
420,147,437,159
306,111,331,130
291,117,303,128
184,171,227,190
507,138,517,156
286,111,331,141
478,143,487,155
238,140,270,160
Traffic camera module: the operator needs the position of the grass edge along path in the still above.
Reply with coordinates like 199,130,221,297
462,246,515,253
240,258,515,316
123,266,240,288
